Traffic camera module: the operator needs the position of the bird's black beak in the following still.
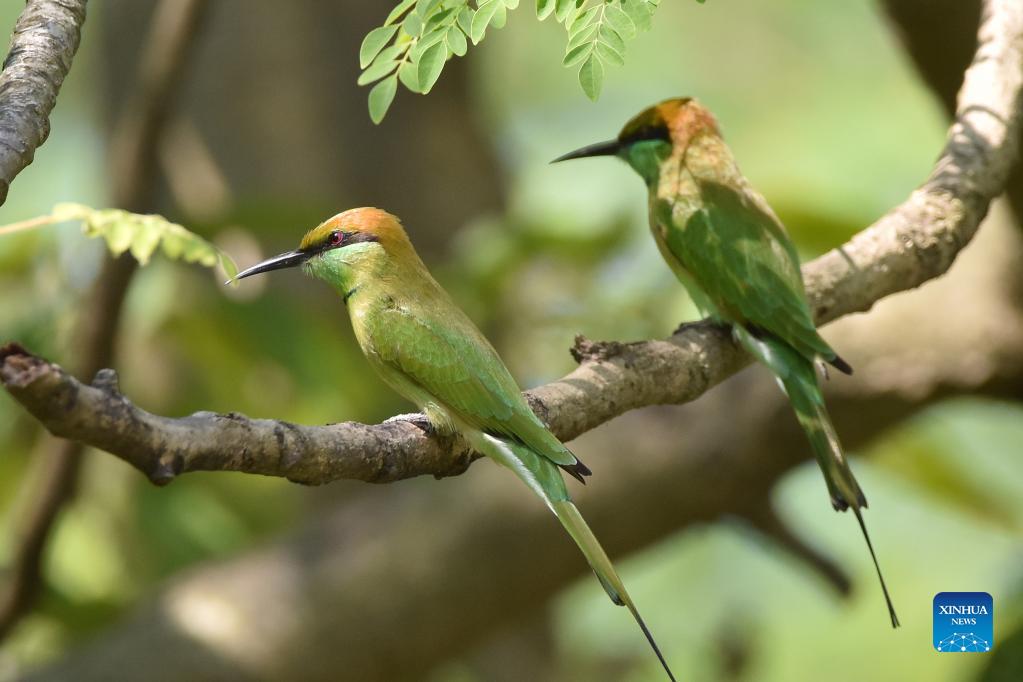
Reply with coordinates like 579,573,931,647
232,249,310,281
550,139,621,163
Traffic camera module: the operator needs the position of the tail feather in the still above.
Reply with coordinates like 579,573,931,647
475,433,676,681
784,363,900,630
733,326,898,629
851,505,900,628
552,500,677,682
560,458,592,484
790,390,865,512
828,353,853,376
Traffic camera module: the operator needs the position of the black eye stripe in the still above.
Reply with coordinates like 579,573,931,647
346,232,380,245
306,230,381,254
620,125,670,145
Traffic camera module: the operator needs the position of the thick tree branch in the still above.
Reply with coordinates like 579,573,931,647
881,0,1023,225
1,0,1022,488
0,0,87,206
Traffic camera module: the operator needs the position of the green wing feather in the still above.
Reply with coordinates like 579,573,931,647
667,181,840,366
365,300,586,474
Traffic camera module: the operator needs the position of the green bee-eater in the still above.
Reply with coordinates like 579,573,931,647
234,208,676,679
554,98,898,628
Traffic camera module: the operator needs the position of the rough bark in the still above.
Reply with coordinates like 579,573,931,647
0,0,87,206
881,0,1023,222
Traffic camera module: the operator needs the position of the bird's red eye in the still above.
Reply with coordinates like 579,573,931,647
329,230,344,246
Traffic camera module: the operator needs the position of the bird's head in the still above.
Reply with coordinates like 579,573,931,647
552,97,720,185
234,208,418,289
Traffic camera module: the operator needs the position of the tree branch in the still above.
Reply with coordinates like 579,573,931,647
1,0,1022,489
0,0,209,642
0,0,87,206
881,0,1023,225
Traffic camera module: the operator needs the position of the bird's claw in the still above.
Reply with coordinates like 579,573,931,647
672,320,696,336
385,412,433,435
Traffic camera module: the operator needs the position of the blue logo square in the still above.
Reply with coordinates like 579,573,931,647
933,592,993,652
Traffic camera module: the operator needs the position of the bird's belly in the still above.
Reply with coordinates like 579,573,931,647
650,222,719,319
360,343,459,437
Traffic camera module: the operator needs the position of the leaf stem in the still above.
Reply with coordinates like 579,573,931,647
0,214,57,236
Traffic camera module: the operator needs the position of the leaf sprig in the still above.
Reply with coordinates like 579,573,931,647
360,0,673,122
0,203,238,280
551,0,660,101
359,0,519,124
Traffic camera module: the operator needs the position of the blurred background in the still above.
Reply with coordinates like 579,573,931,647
1,0,1022,680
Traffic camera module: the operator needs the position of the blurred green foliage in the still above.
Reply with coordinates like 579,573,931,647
1,0,1021,680
1,203,237,277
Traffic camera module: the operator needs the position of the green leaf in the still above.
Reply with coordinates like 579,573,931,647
566,22,597,50
503,0,520,9
425,7,456,30
385,0,418,25
416,0,444,17
51,202,90,223
43,204,236,276
360,25,399,68
568,5,598,34
598,24,625,54
456,6,474,34
536,0,555,20
491,3,508,29
578,53,603,100
410,27,448,62
160,226,186,259
180,227,217,266
96,213,135,255
417,41,447,93
398,60,421,91
595,40,624,66
403,11,425,37
130,217,163,264
446,26,468,56
368,74,399,123
562,42,592,67
375,44,406,64
603,4,636,39
554,0,575,23
218,252,238,281
621,0,653,31
470,0,499,43
358,58,399,86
